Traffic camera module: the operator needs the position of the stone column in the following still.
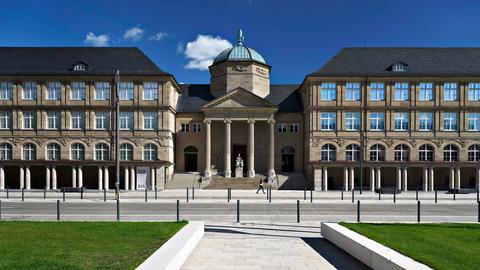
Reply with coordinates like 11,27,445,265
323,167,328,191
396,167,402,190
46,167,51,190
370,167,375,191
25,166,31,190
204,119,212,178
455,167,461,189
476,167,480,191
98,167,103,190
314,168,323,191
72,167,77,188
156,167,165,190
78,166,83,188
150,167,156,190
52,166,57,189
224,119,232,178
429,167,435,191
343,167,348,191
267,118,276,182
104,167,109,190
402,167,408,192
247,119,255,178
130,167,135,190
376,167,381,189
19,167,24,190
349,167,355,191
449,167,455,189
123,167,129,191
0,166,4,190
423,167,428,191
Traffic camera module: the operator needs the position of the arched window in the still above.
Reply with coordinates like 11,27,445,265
443,144,458,162
22,143,36,160
46,143,60,160
468,144,480,162
346,144,360,161
320,144,336,161
281,146,295,155
95,143,109,161
419,144,434,162
71,143,85,160
184,146,198,154
370,144,385,161
394,144,409,161
120,144,133,161
143,144,158,161
0,143,12,160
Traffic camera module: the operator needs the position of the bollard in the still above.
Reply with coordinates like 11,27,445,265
56,200,60,221
304,187,306,200
227,188,230,202
22,188,24,202
236,200,240,222
145,188,148,202
116,198,120,221
394,190,396,203
0,200,2,220
351,189,354,203
192,186,195,200
176,200,180,222
186,188,189,202
44,186,47,199
81,187,84,200
63,188,65,202
269,188,271,203
453,190,456,201
103,188,106,202
6,187,9,199
341,189,344,200
379,188,381,200
416,186,419,201
417,200,421,223
357,200,360,223
477,188,479,203
297,200,300,223
310,189,313,203
155,187,158,200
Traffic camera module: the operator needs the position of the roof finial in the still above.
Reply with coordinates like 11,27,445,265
237,29,244,45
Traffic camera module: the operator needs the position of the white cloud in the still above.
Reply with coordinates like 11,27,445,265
149,32,168,41
123,26,144,41
183,35,232,71
84,32,110,47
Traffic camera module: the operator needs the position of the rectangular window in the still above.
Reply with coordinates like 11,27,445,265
394,83,409,101
290,123,299,133
95,82,110,100
370,82,385,101
278,123,287,133
468,113,480,131
369,112,385,131
419,112,433,131
394,112,409,131
143,82,158,100
71,82,85,100
443,112,457,131
23,82,37,100
119,82,134,100
47,112,60,130
321,112,336,131
47,82,61,100
0,112,11,129
71,111,85,130
345,82,360,101
143,112,158,130
181,123,189,132
443,83,458,101
345,112,360,131
0,82,13,100
119,112,133,130
95,112,109,130
23,111,36,130
320,82,336,101
468,83,480,101
419,83,433,101
191,123,202,133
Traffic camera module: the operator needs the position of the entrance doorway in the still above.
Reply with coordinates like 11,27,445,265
232,144,247,172
281,146,295,172
184,146,198,172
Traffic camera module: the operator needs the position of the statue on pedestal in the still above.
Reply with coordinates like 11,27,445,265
235,154,244,178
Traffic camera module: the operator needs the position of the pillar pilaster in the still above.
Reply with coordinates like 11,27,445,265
19,166,24,190
370,167,375,191
423,167,428,191
104,167,109,190
429,167,435,191
267,118,276,184
129,167,135,190
78,166,83,188
0,166,4,190
247,119,255,178
343,167,348,191
449,167,455,189
402,167,408,191
224,119,232,178
204,119,212,178
123,167,129,190
52,166,57,189
72,167,77,188
98,166,103,190
46,167,51,190
376,167,381,189
455,167,461,189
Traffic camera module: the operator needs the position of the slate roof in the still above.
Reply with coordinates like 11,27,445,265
0,47,171,76
311,47,480,77
177,84,302,113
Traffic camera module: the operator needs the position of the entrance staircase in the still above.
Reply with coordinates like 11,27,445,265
203,175,268,190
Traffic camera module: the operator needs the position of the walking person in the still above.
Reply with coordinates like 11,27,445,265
256,179,265,194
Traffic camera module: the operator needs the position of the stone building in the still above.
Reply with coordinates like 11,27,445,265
1,33,480,192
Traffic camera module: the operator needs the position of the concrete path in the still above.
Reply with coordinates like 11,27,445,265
181,222,370,270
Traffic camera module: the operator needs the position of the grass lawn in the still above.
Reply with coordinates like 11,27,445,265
341,223,480,270
0,221,187,270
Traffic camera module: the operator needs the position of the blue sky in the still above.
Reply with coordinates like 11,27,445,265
1,0,479,84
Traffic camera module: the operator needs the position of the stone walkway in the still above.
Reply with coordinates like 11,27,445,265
181,222,370,270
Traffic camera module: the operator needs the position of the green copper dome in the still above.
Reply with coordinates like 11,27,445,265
213,29,267,65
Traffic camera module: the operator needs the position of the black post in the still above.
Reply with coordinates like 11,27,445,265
6,187,9,199
357,200,360,222
103,188,106,202
236,200,240,223
435,189,438,203
155,187,158,200
341,189,344,200
378,188,381,200
116,198,120,221
453,190,456,201
145,188,148,202
394,190,396,203
269,188,271,203
192,186,195,200
44,186,47,199
63,188,65,202
227,188,230,202
297,200,300,223
304,187,306,200
176,199,180,222
477,188,479,203
21,188,24,201
416,186,419,201
186,188,189,202
417,200,421,223
351,189,354,203
56,200,60,221
81,187,84,200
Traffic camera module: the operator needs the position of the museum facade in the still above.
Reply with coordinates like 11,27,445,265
1,32,480,191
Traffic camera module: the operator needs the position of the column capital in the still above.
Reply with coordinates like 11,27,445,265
247,118,255,124
224,119,232,124
267,118,275,124
204,119,212,124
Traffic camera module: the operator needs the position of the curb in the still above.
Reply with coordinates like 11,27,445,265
321,222,432,270
136,221,204,270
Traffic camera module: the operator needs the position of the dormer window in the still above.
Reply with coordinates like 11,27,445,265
72,62,88,71
389,62,408,72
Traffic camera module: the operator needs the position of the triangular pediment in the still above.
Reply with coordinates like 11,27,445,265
202,87,277,109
